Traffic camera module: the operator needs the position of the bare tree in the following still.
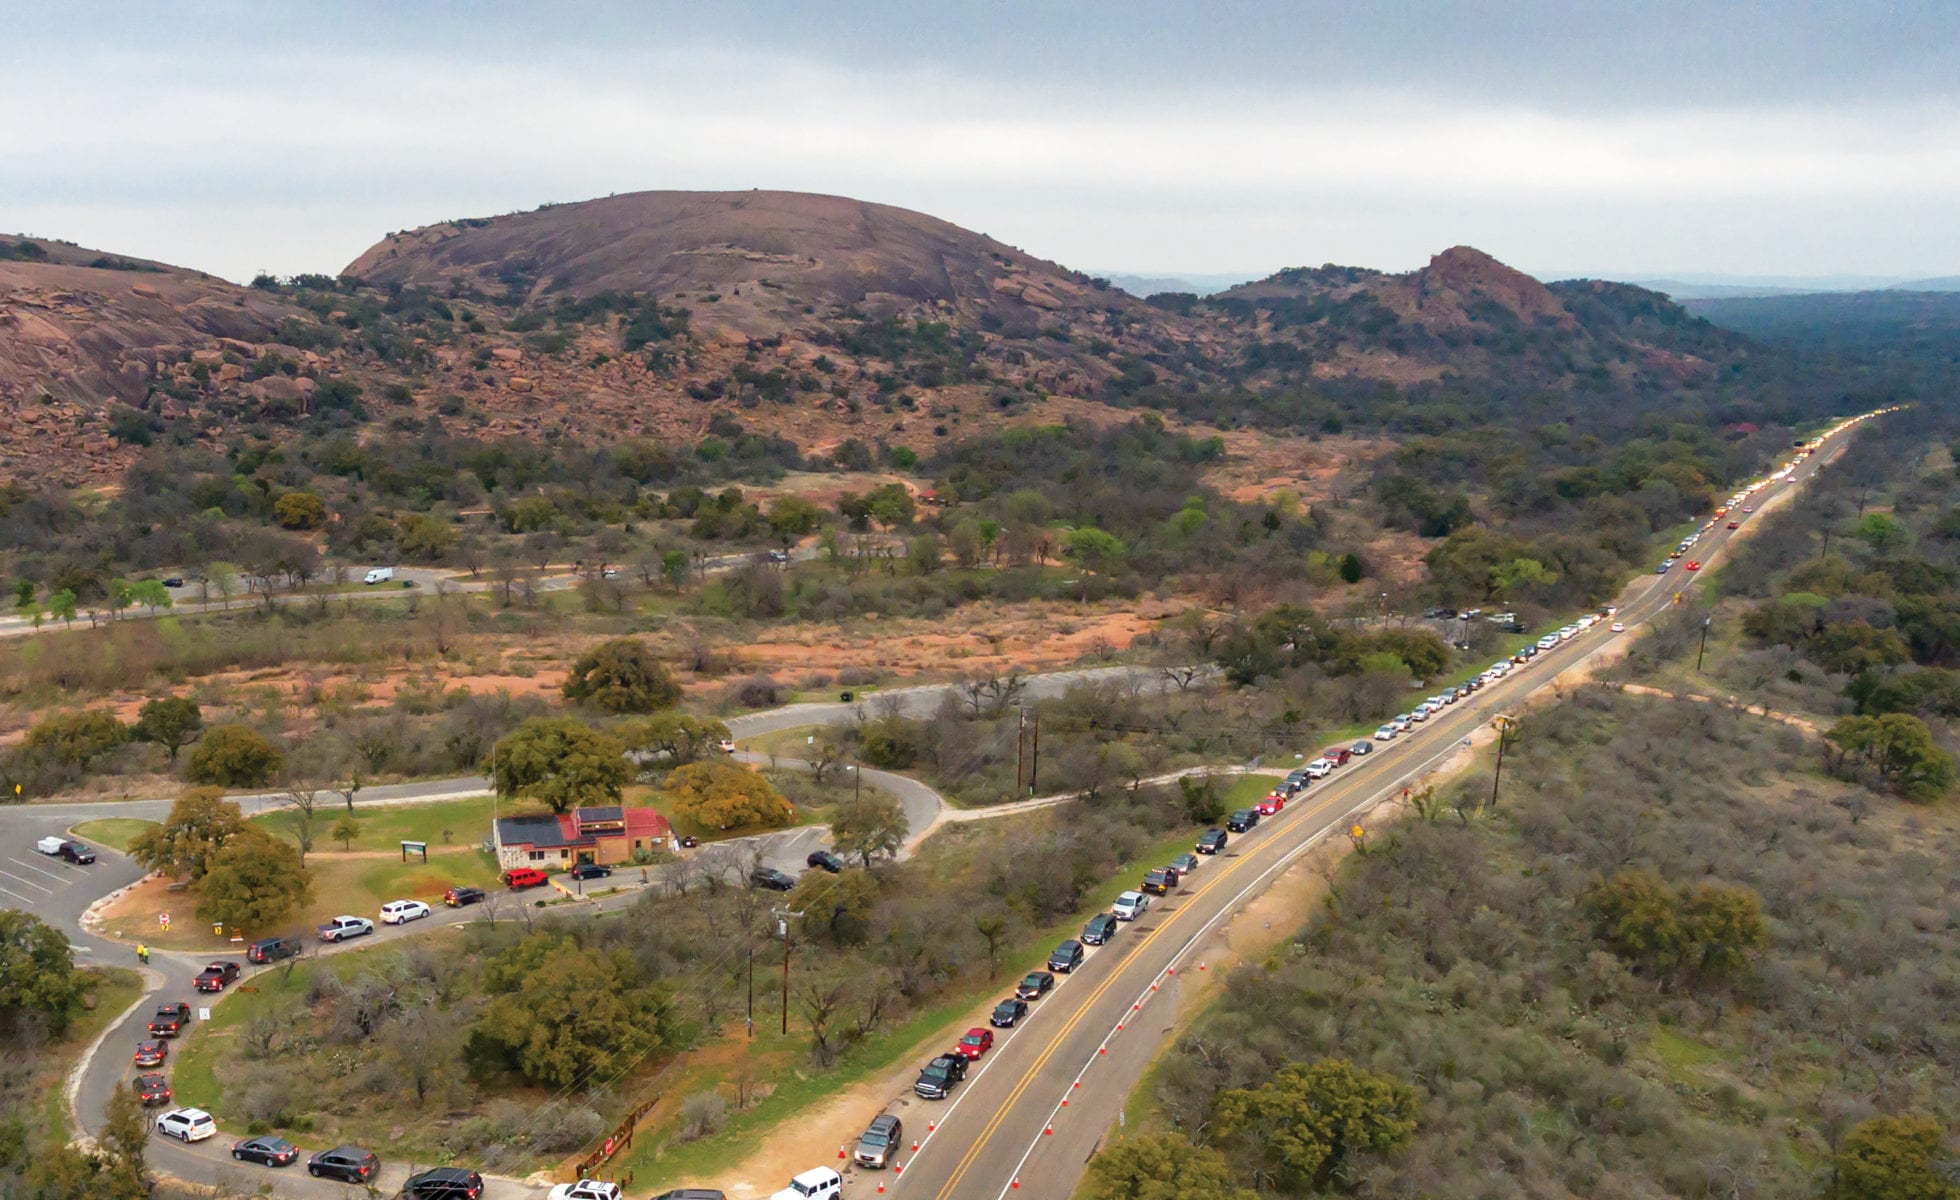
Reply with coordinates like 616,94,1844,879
278,780,323,864
1160,664,1207,692
960,671,1027,718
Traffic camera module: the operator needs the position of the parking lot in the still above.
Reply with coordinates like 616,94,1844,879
0,849,91,906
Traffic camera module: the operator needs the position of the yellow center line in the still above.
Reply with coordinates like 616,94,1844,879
929,415,1876,1199
928,777,1360,1199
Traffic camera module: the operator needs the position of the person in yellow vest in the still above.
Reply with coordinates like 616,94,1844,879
136,943,150,964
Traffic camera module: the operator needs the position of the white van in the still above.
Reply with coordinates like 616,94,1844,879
363,567,395,585
1112,890,1151,921
770,1166,842,1200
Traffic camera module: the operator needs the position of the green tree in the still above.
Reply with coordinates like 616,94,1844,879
766,494,823,537
273,489,328,530
467,935,666,1089
331,812,361,850
184,723,285,787
619,711,729,766
1213,1058,1419,1192
1084,1133,1255,1200
23,709,130,768
1676,882,1769,982
789,867,883,944
661,548,690,592
1491,556,1558,598
664,759,794,830
192,831,312,932
491,717,631,814
133,696,203,761
562,638,682,713
1582,868,1690,976
127,578,172,613
1066,526,1127,575
398,512,457,561
1828,712,1957,800
1585,869,1768,984
47,587,77,627
128,788,249,881
1856,512,1910,555
830,792,909,866
1835,1114,1958,1200
0,910,90,1036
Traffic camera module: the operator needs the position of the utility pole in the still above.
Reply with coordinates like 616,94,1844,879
1695,615,1711,673
1490,714,1519,809
774,908,803,1036
1028,709,1040,794
1016,708,1026,794
745,945,754,1039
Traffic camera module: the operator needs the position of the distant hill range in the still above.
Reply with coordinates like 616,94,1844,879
0,191,1820,482
1099,271,1257,298
1630,274,1960,300
1684,289,1960,351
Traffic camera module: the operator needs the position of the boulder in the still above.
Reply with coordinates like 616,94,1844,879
491,347,524,363
509,377,535,393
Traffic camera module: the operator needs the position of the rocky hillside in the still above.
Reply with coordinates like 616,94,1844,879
1203,246,1742,389
346,190,1152,339
0,194,1787,487
0,236,306,483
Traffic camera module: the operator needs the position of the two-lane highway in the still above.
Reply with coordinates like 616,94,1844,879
887,411,1883,1200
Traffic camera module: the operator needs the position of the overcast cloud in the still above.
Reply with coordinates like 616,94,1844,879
6,0,1959,282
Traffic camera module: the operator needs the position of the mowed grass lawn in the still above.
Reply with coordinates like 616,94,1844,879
68,817,158,853
245,797,502,930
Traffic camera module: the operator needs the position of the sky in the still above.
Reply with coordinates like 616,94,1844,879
7,0,1960,284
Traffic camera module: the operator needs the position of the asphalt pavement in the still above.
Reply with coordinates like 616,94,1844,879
10,415,1874,1198
880,417,1868,1200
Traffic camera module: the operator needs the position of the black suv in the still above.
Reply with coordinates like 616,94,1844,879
1082,912,1118,945
403,1166,485,1198
443,886,485,908
806,850,845,873
1141,868,1175,895
1225,809,1260,833
1047,939,1085,973
1015,971,1054,1001
749,866,797,891
914,1052,968,1099
307,1146,379,1183
1197,828,1228,854
569,862,612,881
246,937,299,964
54,841,96,865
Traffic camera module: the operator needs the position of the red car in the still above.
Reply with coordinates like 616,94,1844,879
1320,747,1352,766
1726,521,1740,530
135,1072,172,1106
133,1040,168,1068
502,867,548,889
1256,792,1287,816
1685,561,1701,571
955,1027,994,1060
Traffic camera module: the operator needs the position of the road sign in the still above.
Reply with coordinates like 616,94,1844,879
158,912,170,930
